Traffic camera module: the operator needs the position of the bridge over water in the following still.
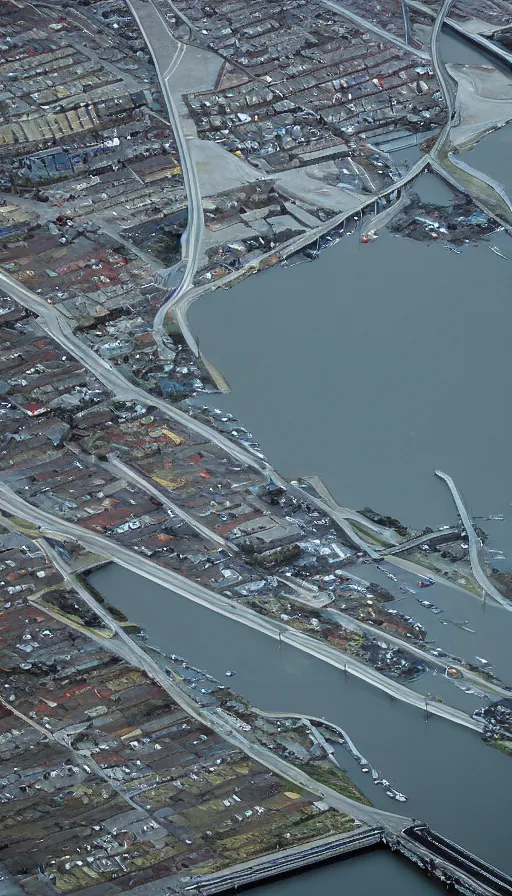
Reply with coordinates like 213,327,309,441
395,825,512,896
182,823,512,895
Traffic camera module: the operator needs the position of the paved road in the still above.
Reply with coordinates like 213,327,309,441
435,471,511,610
0,191,56,223
0,267,406,561
0,269,267,474
326,606,511,698
282,479,398,558
34,510,486,702
15,527,411,831
276,574,333,608
126,0,205,357
427,0,512,226
253,708,370,766
363,191,410,236
170,159,430,358
407,0,512,68
0,485,484,732
300,474,401,542
161,0,196,31
430,0,456,131
108,453,237,552
317,0,429,59
1,677,155,815
186,829,387,893
401,0,413,45
378,526,461,555
216,722,410,833
0,268,409,561
383,553,490,598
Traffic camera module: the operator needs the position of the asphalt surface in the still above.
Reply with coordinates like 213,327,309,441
401,0,413,45
108,453,236,551
171,156,431,357
317,0,429,58
430,0,456,143
0,485,484,732
327,606,511,698
378,526,461,555
12,525,411,831
126,0,205,357
435,471,511,610
0,269,267,473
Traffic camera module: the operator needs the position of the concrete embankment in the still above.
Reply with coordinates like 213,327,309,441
184,821,512,896
171,157,429,357
393,826,512,896
0,484,484,731
183,828,385,894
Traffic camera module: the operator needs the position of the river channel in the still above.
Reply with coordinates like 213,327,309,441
92,28,511,896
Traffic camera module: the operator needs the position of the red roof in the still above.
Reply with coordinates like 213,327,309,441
21,402,49,416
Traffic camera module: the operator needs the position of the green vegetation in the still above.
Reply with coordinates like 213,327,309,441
240,541,302,568
492,739,512,757
78,574,129,621
5,515,39,535
301,762,371,805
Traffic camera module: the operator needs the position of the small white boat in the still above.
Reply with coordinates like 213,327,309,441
225,670,236,677
490,246,507,259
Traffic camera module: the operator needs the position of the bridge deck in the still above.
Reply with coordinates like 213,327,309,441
404,826,512,896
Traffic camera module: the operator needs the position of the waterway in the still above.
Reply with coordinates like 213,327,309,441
462,123,512,202
90,563,512,875
190,225,512,539
92,27,512,896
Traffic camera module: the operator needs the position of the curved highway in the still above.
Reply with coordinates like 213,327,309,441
430,0,456,137
378,526,461,555
126,0,205,357
428,0,512,226
435,471,510,610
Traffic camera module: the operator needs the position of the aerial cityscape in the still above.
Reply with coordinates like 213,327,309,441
0,0,511,894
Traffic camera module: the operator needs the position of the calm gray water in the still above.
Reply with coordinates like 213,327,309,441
90,563,512,875
190,227,511,535
241,850,447,896
440,29,511,67
462,124,512,202
91,29,512,896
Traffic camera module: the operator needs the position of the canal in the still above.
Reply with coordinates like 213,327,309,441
90,562,512,875
92,27,512,896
